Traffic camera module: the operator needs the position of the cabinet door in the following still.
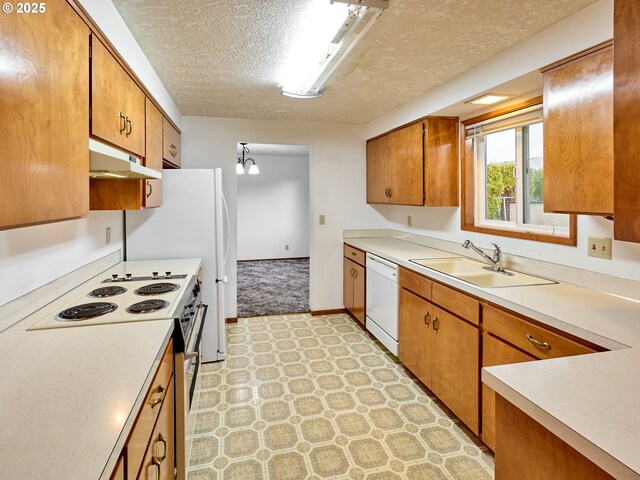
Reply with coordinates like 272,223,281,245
144,98,163,208
343,257,354,313
0,1,89,229
543,45,613,215
398,288,434,388
352,262,366,325
163,117,181,167
138,376,175,480
366,135,389,204
482,334,535,451
386,122,424,205
431,306,479,434
91,35,145,156
614,1,640,242
424,118,459,206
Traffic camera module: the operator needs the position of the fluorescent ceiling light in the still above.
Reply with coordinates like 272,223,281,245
466,93,511,105
280,1,385,99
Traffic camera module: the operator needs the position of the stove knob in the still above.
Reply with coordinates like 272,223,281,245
126,273,133,281
112,274,119,282
165,271,172,279
152,272,159,279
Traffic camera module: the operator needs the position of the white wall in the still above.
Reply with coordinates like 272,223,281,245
181,117,389,317
0,212,123,307
363,0,640,282
237,154,310,261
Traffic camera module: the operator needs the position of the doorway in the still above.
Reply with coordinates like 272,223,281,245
235,143,311,318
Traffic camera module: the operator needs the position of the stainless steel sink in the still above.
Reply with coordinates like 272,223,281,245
410,257,557,288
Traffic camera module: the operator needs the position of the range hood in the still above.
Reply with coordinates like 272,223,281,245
89,139,162,180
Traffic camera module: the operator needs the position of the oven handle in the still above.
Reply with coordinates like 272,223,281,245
185,303,208,356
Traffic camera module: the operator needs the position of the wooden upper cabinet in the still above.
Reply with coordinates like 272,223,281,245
163,117,181,168
0,1,89,230
542,42,613,215
385,122,424,205
614,1,640,242
145,98,163,208
91,35,145,157
366,117,459,207
424,118,459,206
366,122,423,205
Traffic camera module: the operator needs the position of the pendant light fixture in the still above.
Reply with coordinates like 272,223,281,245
236,143,259,175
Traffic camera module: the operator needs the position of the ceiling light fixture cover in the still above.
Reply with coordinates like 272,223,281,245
280,0,387,99
236,143,259,175
466,93,512,105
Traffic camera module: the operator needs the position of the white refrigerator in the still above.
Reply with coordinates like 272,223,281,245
126,168,229,363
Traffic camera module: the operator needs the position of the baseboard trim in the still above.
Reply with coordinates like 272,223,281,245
310,308,347,316
238,257,310,262
225,317,238,324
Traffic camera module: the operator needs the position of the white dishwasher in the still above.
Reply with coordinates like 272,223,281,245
365,253,399,356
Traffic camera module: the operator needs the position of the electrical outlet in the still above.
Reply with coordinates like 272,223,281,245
105,227,111,245
319,214,326,225
285,244,289,251
407,215,412,227
587,236,612,260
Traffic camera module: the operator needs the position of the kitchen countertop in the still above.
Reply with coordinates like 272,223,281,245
0,258,202,480
345,236,640,479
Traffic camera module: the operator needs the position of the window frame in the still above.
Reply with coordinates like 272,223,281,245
460,96,577,246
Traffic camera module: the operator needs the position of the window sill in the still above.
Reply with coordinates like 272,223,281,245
461,222,577,246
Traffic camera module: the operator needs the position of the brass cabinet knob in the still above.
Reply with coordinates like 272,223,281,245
169,144,177,157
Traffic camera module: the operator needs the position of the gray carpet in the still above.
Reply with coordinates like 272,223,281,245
237,258,310,318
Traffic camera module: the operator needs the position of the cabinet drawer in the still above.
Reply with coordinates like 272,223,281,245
138,375,175,480
343,244,366,267
163,117,181,167
399,267,432,300
432,282,479,325
127,340,174,479
483,305,596,360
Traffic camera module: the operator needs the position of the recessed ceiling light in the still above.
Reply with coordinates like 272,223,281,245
466,93,511,105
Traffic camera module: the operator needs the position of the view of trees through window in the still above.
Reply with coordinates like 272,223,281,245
483,122,568,228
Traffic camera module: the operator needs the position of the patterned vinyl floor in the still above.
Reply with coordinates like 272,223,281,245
187,313,494,480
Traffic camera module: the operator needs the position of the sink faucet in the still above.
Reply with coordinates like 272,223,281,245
461,240,505,273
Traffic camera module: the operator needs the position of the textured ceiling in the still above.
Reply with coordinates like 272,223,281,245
112,0,598,124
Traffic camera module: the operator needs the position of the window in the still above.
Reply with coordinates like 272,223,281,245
461,98,576,245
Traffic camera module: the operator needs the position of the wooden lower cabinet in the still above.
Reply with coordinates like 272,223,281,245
398,288,434,387
110,340,175,480
343,246,366,324
398,286,479,434
481,334,535,451
110,455,125,480
495,395,615,480
431,305,479,434
138,376,175,480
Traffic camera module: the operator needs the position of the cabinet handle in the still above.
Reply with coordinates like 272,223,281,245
423,312,431,327
148,385,165,407
151,455,162,480
146,181,153,198
526,334,551,350
125,117,132,136
388,187,392,198
351,252,356,257
353,269,358,279
169,144,178,158
432,316,439,333
119,112,126,133
156,433,168,462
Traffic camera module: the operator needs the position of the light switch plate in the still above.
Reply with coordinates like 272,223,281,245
319,214,326,225
587,236,612,260
105,227,111,245
407,215,412,227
